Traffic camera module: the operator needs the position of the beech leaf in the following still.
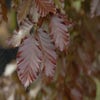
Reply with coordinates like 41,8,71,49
8,18,33,47
90,0,100,17
17,35,42,88
34,0,56,17
37,28,57,78
49,14,70,51
17,0,32,23
0,0,8,23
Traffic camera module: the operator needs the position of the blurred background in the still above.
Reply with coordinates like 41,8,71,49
0,0,100,100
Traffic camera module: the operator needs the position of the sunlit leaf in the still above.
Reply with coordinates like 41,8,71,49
8,18,33,47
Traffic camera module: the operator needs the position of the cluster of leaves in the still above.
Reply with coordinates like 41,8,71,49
5,0,71,88
0,0,100,99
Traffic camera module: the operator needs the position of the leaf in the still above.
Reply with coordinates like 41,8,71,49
17,0,32,23
34,0,56,17
29,3,40,23
90,0,100,17
0,0,8,23
8,18,33,47
37,28,57,78
17,28,57,88
49,14,70,51
17,35,42,88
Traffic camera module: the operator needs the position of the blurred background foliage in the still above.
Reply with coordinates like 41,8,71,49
0,0,100,100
